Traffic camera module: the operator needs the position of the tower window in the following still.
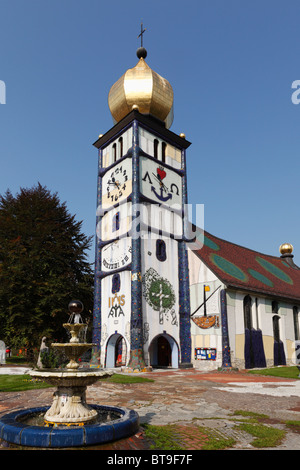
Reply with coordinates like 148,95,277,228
118,137,123,158
112,143,117,163
162,142,166,163
112,273,121,294
112,212,120,232
156,239,166,262
154,139,159,160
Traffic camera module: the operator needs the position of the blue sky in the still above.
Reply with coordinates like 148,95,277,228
0,0,299,265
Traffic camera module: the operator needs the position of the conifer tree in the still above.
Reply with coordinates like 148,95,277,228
0,183,93,354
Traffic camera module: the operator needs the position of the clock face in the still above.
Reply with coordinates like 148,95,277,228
102,158,132,208
101,237,132,272
140,157,182,208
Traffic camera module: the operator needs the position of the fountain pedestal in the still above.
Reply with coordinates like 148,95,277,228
30,313,113,426
45,385,97,425
30,369,112,426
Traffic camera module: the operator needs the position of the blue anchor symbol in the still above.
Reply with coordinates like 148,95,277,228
151,185,172,202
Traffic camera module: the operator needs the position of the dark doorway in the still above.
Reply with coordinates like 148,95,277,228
272,315,286,366
244,295,254,369
105,334,127,368
157,336,171,367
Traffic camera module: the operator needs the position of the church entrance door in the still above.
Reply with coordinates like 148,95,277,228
105,333,127,368
157,336,171,367
149,334,179,368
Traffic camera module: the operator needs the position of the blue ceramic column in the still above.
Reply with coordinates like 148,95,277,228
128,120,145,369
220,289,232,368
91,148,103,367
178,147,192,366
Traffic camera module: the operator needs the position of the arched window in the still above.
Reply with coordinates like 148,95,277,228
273,315,280,343
243,295,252,330
161,142,166,163
112,143,117,163
272,314,286,365
294,306,299,341
272,300,279,314
118,137,123,158
156,239,166,262
243,295,254,369
112,212,120,232
255,297,259,328
154,139,159,159
112,273,120,294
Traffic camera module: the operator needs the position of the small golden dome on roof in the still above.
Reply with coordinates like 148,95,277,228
108,49,174,129
279,243,294,255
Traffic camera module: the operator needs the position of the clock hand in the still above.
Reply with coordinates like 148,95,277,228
152,172,169,192
107,181,120,188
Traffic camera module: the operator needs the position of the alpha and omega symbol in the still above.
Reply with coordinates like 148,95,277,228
142,166,179,203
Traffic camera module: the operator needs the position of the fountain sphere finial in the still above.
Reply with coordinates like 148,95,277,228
68,300,84,314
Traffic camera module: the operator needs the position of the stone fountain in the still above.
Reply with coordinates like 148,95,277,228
30,300,110,426
0,301,139,448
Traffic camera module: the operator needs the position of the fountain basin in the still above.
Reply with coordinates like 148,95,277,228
29,368,111,387
0,405,139,448
29,368,113,425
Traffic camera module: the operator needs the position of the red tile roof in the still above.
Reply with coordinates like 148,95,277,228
191,229,300,303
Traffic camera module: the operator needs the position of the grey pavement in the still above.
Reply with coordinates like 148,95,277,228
1,367,300,449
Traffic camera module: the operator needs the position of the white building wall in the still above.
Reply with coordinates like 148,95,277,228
188,250,299,369
141,235,180,367
188,249,224,369
100,270,131,367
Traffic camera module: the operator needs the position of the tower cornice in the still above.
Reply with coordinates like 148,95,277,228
93,110,191,150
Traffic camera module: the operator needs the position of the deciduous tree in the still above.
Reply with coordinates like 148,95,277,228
0,183,93,353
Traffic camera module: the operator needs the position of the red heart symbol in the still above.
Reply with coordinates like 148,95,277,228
157,167,166,181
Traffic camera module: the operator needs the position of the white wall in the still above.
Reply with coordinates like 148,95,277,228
141,236,180,366
188,249,224,369
100,270,131,367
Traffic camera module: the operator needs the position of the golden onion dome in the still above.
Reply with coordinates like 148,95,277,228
108,48,174,129
279,243,294,255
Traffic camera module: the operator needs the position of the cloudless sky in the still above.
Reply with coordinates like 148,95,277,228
0,0,299,265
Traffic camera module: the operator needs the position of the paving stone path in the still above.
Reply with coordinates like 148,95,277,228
1,368,300,450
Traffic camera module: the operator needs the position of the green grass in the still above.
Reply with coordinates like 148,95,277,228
107,373,154,384
248,366,299,379
196,426,236,450
0,372,154,392
6,356,30,365
0,374,50,392
234,422,286,448
231,410,269,420
143,424,185,450
285,420,300,428
143,423,236,450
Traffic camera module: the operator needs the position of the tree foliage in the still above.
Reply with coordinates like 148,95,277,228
0,183,94,351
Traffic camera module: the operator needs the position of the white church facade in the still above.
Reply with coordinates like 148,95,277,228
188,229,300,370
91,44,300,372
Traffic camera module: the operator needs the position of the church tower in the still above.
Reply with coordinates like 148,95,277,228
91,43,192,370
